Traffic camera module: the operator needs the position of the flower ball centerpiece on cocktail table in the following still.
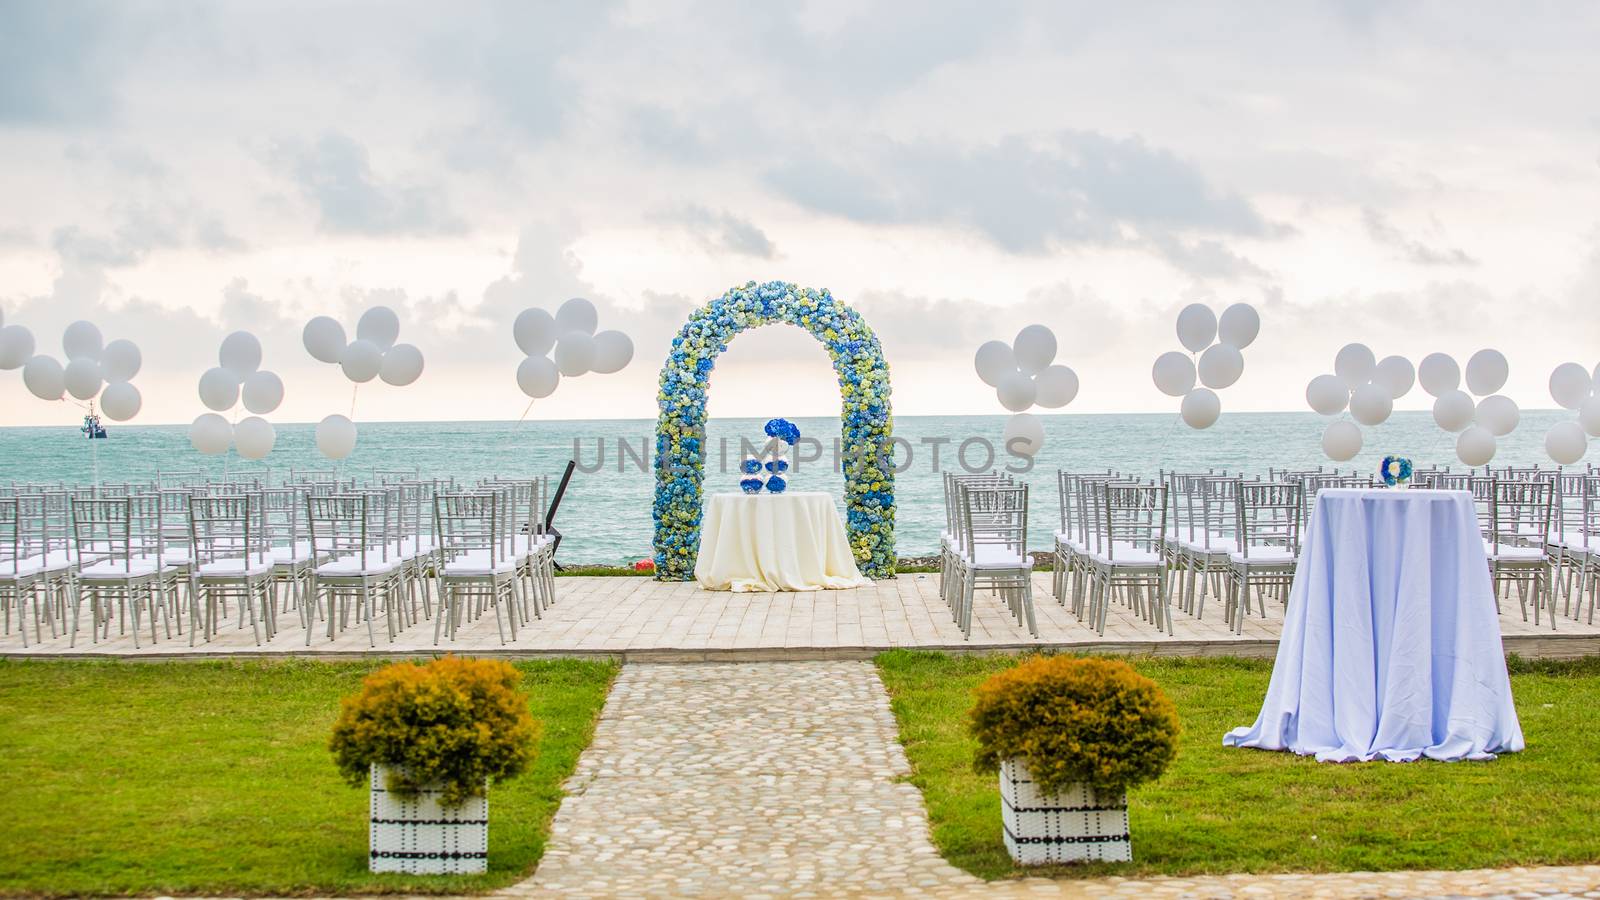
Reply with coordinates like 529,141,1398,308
737,418,799,495
1380,454,1413,488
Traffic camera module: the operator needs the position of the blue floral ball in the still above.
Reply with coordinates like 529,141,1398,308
739,477,764,494
764,459,789,473
740,457,762,475
765,475,787,494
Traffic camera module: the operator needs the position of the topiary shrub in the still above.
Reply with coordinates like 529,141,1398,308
329,656,540,807
970,655,1180,796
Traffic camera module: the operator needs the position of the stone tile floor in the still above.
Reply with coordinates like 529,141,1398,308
4,573,1597,661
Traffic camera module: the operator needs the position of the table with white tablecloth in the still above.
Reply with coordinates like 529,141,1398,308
1224,488,1524,762
694,491,869,592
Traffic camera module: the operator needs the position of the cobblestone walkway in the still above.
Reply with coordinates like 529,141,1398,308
503,661,982,897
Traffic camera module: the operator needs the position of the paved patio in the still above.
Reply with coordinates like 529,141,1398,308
4,573,1597,660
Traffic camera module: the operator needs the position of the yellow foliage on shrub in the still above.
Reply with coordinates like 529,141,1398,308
969,655,1179,796
329,656,540,807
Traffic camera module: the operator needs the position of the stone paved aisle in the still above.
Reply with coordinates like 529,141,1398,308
504,661,981,897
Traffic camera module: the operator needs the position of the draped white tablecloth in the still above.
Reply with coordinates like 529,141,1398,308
694,492,869,592
1224,488,1524,762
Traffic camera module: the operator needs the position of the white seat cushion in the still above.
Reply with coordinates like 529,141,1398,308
162,547,193,566
79,556,163,579
443,552,519,576
1229,546,1297,564
1089,544,1162,566
270,540,314,564
197,553,275,577
316,554,402,577
1486,543,1545,562
1180,536,1237,554
0,557,46,579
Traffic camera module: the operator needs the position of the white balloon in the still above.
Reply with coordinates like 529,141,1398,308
516,354,561,399
315,414,358,460
1002,413,1046,458
0,325,35,370
1012,324,1057,375
303,316,347,363
1034,365,1079,408
1306,374,1350,416
1321,420,1363,462
1465,349,1508,396
1418,352,1461,397
1549,362,1593,410
339,339,384,383
22,355,64,401
99,381,141,421
555,297,599,336
1475,394,1520,437
1181,388,1221,430
1582,395,1600,438
1545,421,1588,466
1334,343,1377,388
1175,304,1217,353
189,413,232,456
241,370,285,414
99,338,141,382
1456,425,1497,467
198,366,240,412
996,370,1037,412
1594,362,1600,386
218,331,262,378
1374,355,1415,399
1217,303,1261,349
1349,382,1393,426
1152,351,1197,397
974,340,1016,387
513,308,558,357
63,357,103,401
1197,343,1244,389
233,416,277,460
1432,389,1475,433
554,331,595,377
590,330,634,374
379,343,425,386
62,320,103,360
356,306,401,350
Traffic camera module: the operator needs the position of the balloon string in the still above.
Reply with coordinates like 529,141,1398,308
349,384,359,420
517,399,535,425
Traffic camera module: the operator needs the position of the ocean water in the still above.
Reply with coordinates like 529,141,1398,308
0,411,1588,563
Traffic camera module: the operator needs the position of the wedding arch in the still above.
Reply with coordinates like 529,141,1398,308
652,281,896,580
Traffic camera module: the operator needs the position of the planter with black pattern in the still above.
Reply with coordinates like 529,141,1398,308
999,759,1131,864
368,765,488,874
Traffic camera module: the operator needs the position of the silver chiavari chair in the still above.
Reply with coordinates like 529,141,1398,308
189,494,275,645
306,493,406,647
69,495,181,648
1480,478,1554,626
1082,482,1170,636
433,492,523,645
952,481,1035,639
262,486,316,629
1225,481,1302,635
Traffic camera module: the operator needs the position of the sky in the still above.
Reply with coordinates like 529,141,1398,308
1,0,1598,426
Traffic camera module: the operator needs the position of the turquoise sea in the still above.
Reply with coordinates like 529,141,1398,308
0,411,1588,563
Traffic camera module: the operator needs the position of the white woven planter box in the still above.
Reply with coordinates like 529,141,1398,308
369,765,488,874
1000,759,1131,865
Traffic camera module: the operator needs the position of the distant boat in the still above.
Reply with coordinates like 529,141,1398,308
81,412,107,439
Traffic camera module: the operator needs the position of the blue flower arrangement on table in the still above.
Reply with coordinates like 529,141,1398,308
652,281,896,581
1380,454,1413,488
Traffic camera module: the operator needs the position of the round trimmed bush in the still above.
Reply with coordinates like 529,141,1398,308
970,655,1180,795
329,656,540,807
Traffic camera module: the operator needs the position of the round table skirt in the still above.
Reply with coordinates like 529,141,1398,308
694,492,869,592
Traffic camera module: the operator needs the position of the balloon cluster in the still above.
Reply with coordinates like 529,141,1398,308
4,316,145,421
513,297,634,400
1543,362,1600,465
301,306,426,460
189,331,283,460
1305,343,1414,461
1417,350,1517,467
1151,302,1260,429
973,324,1079,457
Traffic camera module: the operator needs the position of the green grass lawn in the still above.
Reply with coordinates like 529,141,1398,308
876,650,1600,881
0,657,618,897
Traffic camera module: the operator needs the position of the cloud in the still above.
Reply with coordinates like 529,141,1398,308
1361,207,1476,266
0,2,117,123
651,206,778,258
269,132,463,236
765,132,1276,254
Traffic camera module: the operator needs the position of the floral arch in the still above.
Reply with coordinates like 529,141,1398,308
652,281,896,581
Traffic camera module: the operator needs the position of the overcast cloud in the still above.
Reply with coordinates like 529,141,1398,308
1,0,1597,425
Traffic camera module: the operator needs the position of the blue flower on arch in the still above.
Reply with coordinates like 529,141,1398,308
652,281,896,580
